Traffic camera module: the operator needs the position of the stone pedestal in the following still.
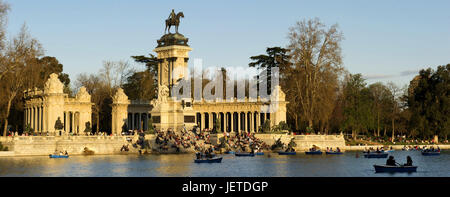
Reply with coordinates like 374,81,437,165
150,97,195,132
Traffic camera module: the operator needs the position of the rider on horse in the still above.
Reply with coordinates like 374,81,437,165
165,9,183,34
168,9,176,22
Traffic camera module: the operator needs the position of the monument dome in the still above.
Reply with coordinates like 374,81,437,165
157,33,189,47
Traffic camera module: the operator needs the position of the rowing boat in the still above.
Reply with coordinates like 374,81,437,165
373,165,417,173
278,151,296,155
194,157,223,163
325,151,343,155
49,154,69,158
305,150,322,155
235,152,255,157
364,153,388,158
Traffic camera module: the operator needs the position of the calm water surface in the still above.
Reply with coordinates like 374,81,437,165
0,150,449,177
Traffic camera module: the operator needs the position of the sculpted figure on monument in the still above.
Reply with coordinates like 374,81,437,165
44,73,64,94
158,85,170,102
165,9,184,34
76,86,91,102
112,88,129,104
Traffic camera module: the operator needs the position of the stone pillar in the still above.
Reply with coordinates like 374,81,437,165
40,106,43,133
32,106,36,131
200,112,205,131
42,106,46,133
111,88,130,135
231,112,234,133
63,112,67,132
71,111,75,134
242,112,246,132
249,112,252,133
210,113,214,130
138,113,142,131
237,112,241,134
224,113,227,132
256,113,260,133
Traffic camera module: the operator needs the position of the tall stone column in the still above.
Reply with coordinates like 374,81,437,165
249,112,253,133
40,106,43,133
70,111,76,133
231,112,234,133
63,112,67,132
237,112,240,134
43,73,65,135
256,113,260,133
33,107,35,131
36,107,39,133
200,112,205,131
138,113,142,130
210,113,214,130
112,88,130,135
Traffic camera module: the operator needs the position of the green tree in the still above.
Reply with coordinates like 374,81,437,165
123,54,159,101
408,64,450,140
341,74,374,139
368,82,391,137
249,47,291,95
286,18,344,130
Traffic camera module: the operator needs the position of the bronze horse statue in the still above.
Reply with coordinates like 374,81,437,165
165,12,184,34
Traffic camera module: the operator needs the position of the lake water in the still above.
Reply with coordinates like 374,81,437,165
0,150,449,177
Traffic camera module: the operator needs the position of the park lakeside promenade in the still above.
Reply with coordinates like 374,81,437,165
0,134,447,157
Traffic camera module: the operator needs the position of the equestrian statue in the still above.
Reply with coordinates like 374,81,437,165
165,9,184,34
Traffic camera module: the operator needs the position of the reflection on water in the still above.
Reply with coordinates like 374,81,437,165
0,151,449,177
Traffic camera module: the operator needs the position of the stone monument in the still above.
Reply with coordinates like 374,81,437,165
150,10,196,132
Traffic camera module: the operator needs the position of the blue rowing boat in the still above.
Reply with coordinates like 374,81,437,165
224,151,235,154
194,157,223,163
235,152,255,157
325,151,343,155
49,154,69,158
305,151,322,155
255,152,264,155
373,165,417,173
364,153,388,158
421,151,440,156
278,151,296,155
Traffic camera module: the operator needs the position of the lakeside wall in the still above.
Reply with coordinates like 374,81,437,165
3,134,446,157
0,136,138,156
210,133,346,151
0,134,346,156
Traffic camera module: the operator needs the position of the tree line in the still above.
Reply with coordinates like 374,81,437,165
248,18,449,141
0,1,447,140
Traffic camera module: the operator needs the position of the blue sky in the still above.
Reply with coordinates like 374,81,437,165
6,0,450,88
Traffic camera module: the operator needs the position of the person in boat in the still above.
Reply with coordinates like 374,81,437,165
386,156,396,166
196,152,201,159
64,151,68,156
336,147,341,152
404,156,413,166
